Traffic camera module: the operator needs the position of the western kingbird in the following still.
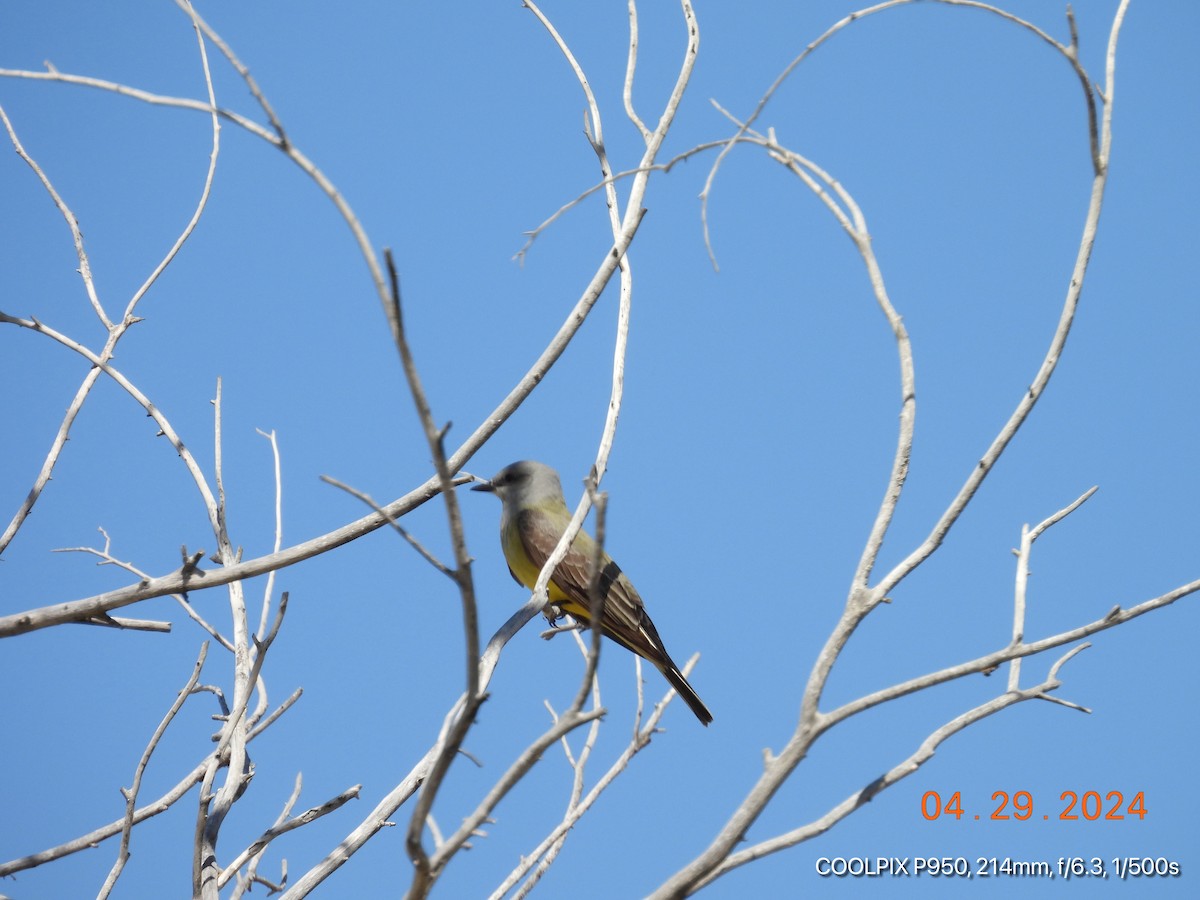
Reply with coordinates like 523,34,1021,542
473,460,712,725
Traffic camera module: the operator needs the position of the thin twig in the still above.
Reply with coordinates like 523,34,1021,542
514,139,732,262
249,687,304,741
0,105,108,327
320,474,464,576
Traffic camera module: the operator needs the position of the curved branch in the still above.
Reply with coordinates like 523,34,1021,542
651,3,1132,896
698,652,1083,886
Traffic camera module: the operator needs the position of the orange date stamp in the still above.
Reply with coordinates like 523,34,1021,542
921,789,1148,822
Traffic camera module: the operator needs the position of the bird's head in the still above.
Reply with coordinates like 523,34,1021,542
471,460,564,507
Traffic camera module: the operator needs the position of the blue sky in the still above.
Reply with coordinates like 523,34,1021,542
1,1,1197,897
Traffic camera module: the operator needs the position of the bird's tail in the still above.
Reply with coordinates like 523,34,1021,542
659,661,713,726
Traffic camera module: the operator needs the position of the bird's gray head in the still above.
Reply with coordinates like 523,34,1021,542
471,460,565,507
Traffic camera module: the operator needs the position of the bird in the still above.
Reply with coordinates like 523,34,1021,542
473,460,712,725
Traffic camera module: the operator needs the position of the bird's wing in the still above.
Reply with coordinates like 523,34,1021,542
514,508,671,664
515,507,714,725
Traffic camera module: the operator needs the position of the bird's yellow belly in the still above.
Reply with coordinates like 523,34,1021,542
501,521,570,603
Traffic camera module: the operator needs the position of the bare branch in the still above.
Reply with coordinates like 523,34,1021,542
571,486,608,716
241,690,299,746
219,780,362,888
426,706,607,880
198,591,290,890
653,4,1138,894
386,249,484,898
83,615,172,633
873,20,1121,603
623,1,651,141
171,0,288,144
0,185,651,637
97,643,210,899
495,657,693,899
1031,485,1099,542
0,0,221,558
693,658,1084,889
1009,487,1098,689
255,428,285,640
0,705,295,884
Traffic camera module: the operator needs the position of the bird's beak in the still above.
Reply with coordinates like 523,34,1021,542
471,480,495,493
